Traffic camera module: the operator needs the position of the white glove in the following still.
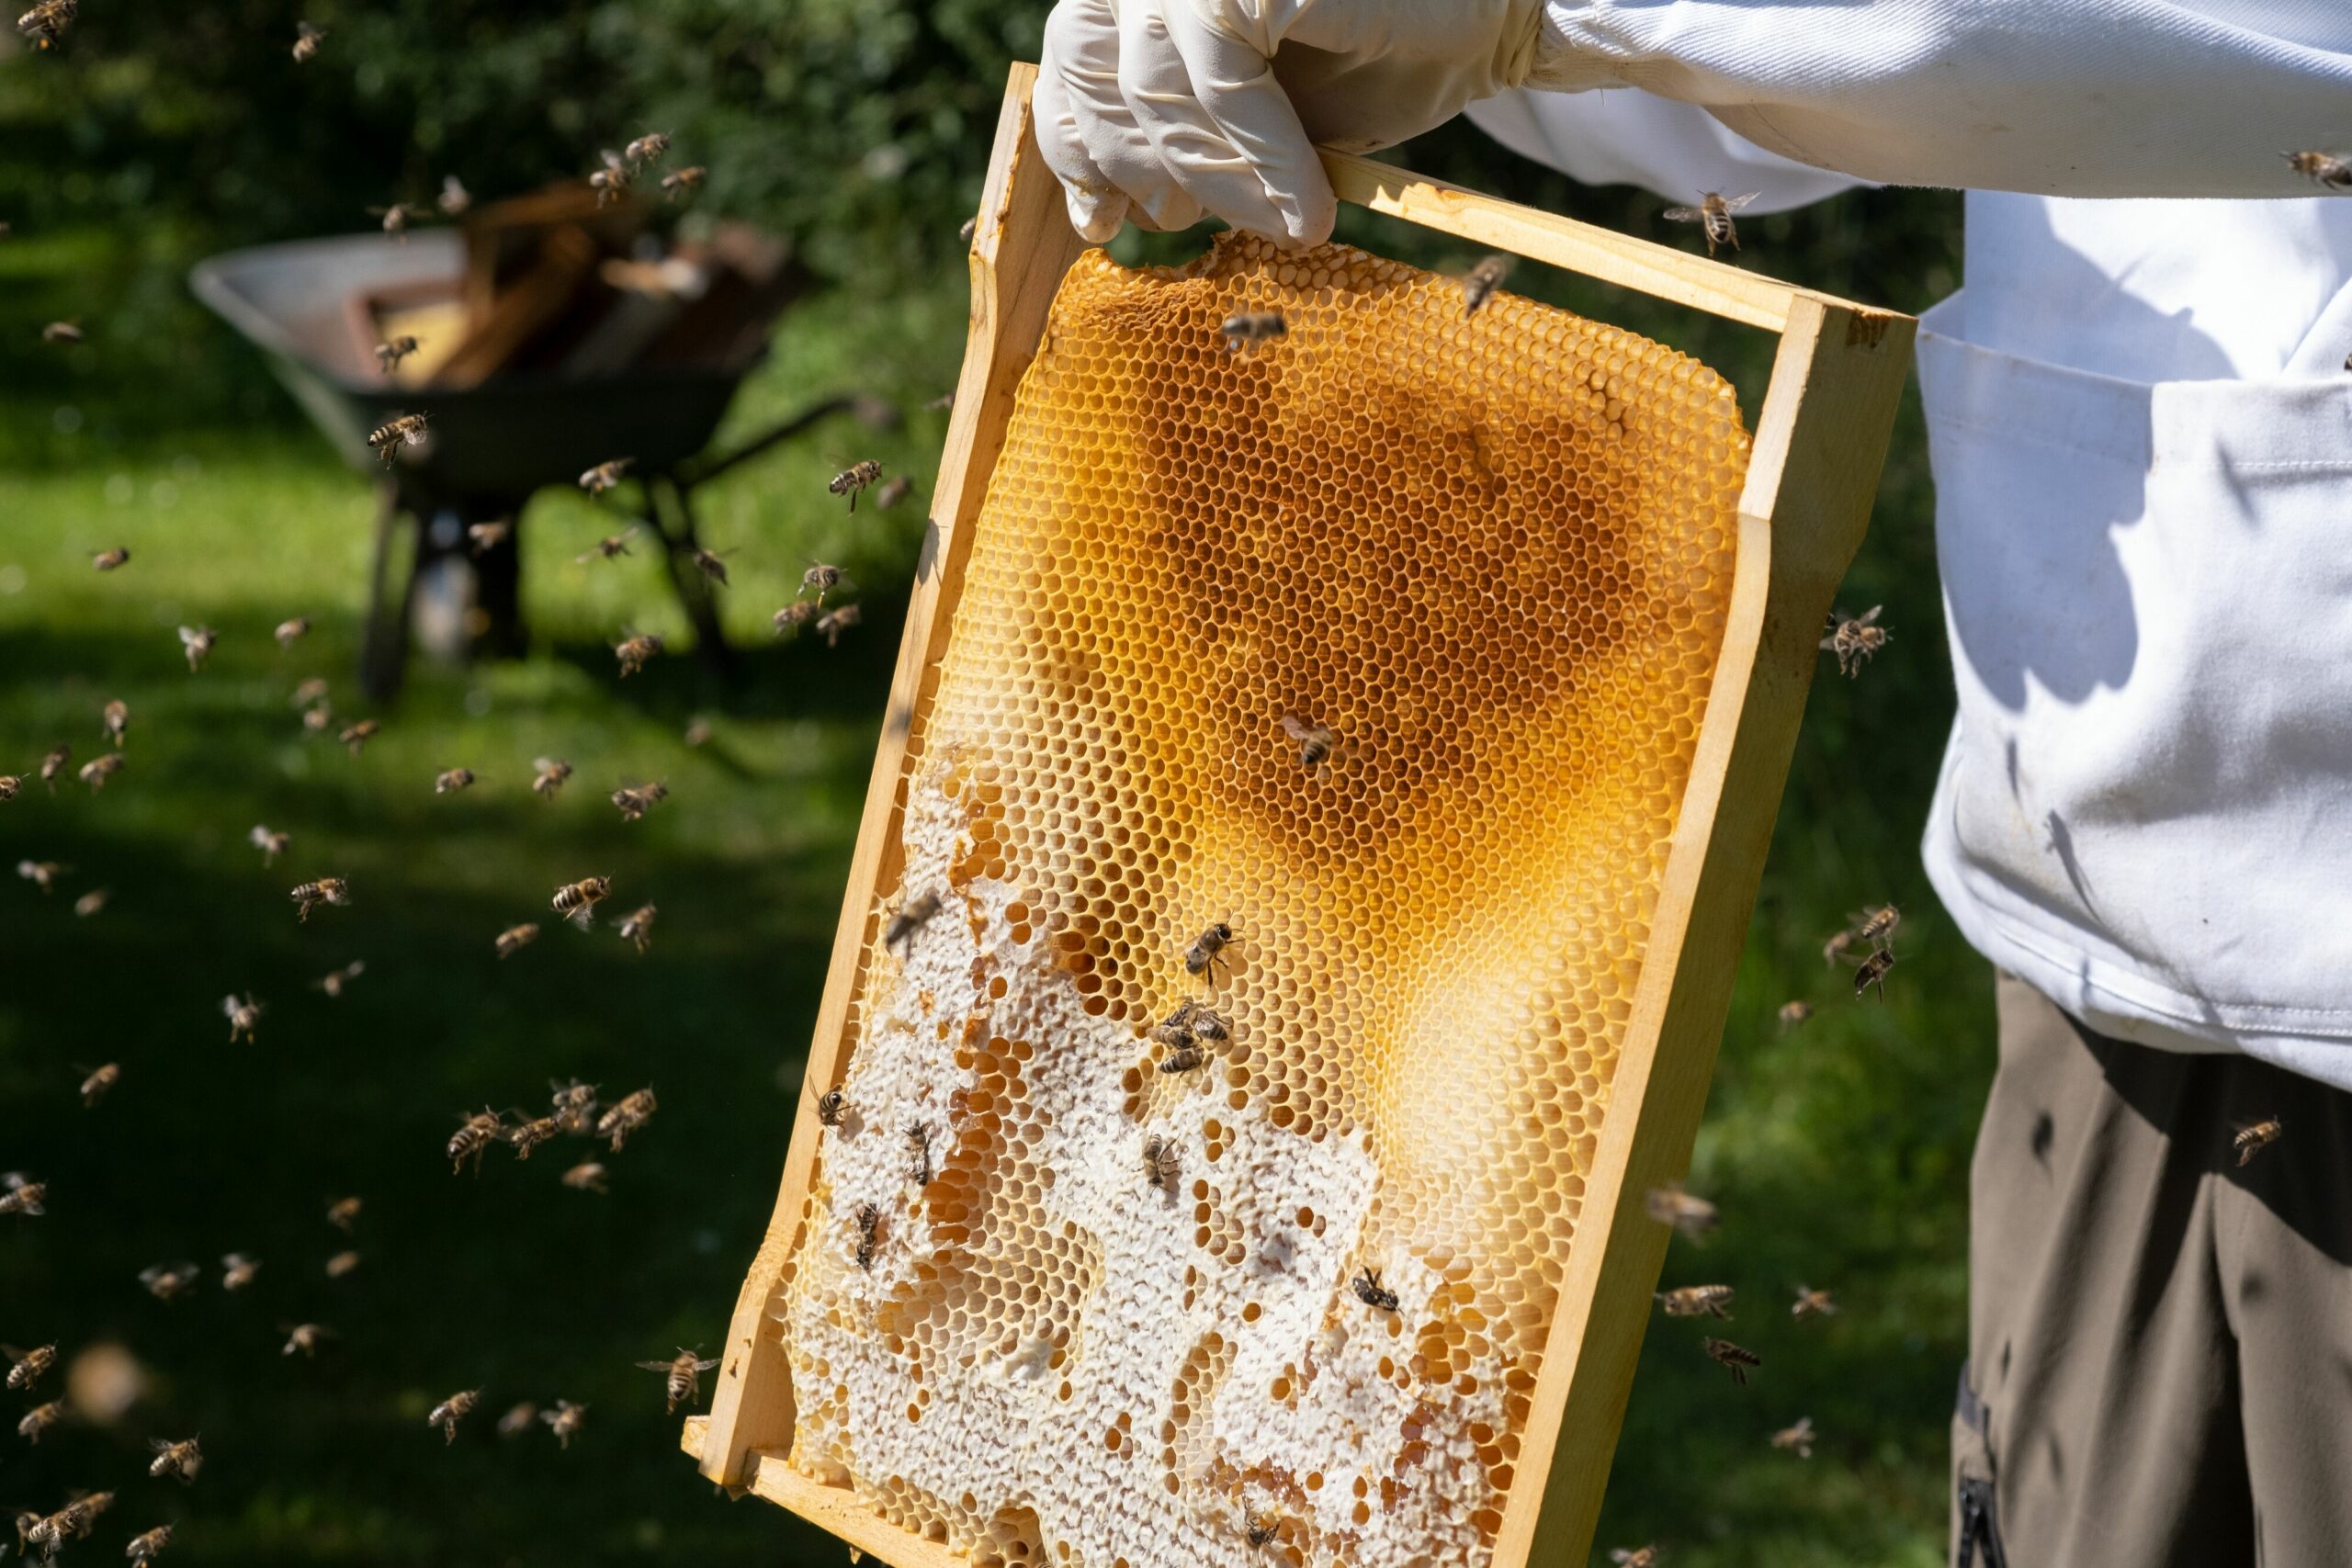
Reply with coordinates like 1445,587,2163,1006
1035,0,1548,247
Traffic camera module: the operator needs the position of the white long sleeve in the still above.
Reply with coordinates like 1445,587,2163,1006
1527,1,2352,197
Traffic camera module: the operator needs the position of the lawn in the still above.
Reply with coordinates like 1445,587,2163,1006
0,181,1983,1566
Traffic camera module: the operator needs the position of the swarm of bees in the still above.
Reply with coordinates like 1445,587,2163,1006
1664,189,1759,256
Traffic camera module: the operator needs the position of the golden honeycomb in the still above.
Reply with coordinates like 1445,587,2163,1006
774,231,1748,1568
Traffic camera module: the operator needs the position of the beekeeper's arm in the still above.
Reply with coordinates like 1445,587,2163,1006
1035,0,2352,244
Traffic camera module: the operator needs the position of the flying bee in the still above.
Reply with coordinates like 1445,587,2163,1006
611,782,667,821
221,994,264,1043
367,412,428,465
1460,254,1511,316
17,859,63,892
551,1079,599,1134
1645,1183,1720,1242
2234,1115,2285,1167
339,718,379,754
1851,903,1899,952
1656,1284,1735,1319
540,1399,588,1449
616,904,657,954
905,1122,933,1187
829,460,882,511
282,1323,332,1358
492,921,540,960
1778,999,1813,1031
1821,605,1890,677
291,19,323,61
100,699,127,746
438,174,472,217
77,752,123,791
1185,921,1235,986
687,545,734,586
1702,1337,1760,1385
304,703,334,733
637,1348,720,1415
326,1196,362,1232
5,1343,56,1391
1770,1416,1815,1458
374,335,417,374
325,1249,363,1279
683,717,713,747
1609,1548,1658,1568
800,562,850,603
561,1161,609,1193
1663,189,1759,256
71,888,106,918
496,1402,538,1438
138,1263,200,1303
532,758,573,800
624,131,672,167
816,1089,846,1127
815,604,861,647
1277,714,1334,770
1792,1285,1839,1319
1352,1268,1400,1314
17,1399,64,1444
368,202,425,241
613,632,662,678
290,877,351,921
503,1115,561,1160
1822,927,1857,967
41,319,83,344
312,960,366,998
885,890,943,953
435,766,477,795
448,1110,503,1175
427,1389,481,1443
2285,150,2352,190
76,1061,118,1107
578,460,633,500
126,1525,174,1563
576,530,639,569
1244,1510,1280,1549
1219,310,1286,355
291,676,330,707
91,546,130,572
854,1203,881,1271
661,165,707,200
50,1489,114,1539
1852,946,1895,1000
465,519,509,554
1142,1133,1180,1191
0,775,18,801
0,1173,46,1217
177,625,216,671
40,743,69,791
596,1087,656,1151
589,149,632,206
16,0,75,48
552,875,613,928
772,601,819,637
219,1253,261,1292
273,615,312,649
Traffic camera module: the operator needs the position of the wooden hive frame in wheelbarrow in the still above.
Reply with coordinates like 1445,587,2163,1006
681,62,1913,1568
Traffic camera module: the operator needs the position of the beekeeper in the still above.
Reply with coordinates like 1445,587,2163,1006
1034,4,2352,1562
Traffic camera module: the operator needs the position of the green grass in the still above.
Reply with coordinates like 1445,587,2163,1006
0,193,1980,1566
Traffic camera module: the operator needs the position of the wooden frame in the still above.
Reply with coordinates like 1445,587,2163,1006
689,62,1914,1568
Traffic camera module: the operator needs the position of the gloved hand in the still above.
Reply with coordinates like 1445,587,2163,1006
1035,0,1549,247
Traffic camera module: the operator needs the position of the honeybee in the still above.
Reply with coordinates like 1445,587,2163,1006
552,875,612,928
1645,1183,1720,1242
369,202,425,240
177,625,216,672
2233,1115,2285,1167
815,604,861,647
801,562,850,603
1663,189,1759,256
1655,1284,1735,1319
551,1079,599,1134
625,132,672,167
1850,903,1899,951
289,877,351,921
874,474,912,509
662,165,707,200
291,19,323,61
503,1115,561,1160
688,546,734,586
100,699,127,746
326,1196,362,1232
817,1089,847,1127
435,766,477,795
1461,254,1511,316
5,1343,56,1391
292,676,330,706
305,704,334,734
1609,1547,1658,1567
1352,1268,1399,1313
884,890,942,953
1770,1416,1816,1458
39,743,68,792
17,1400,64,1444
616,904,657,953
465,519,508,554
428,1388,481,1443
16,0,75,48
904,1122,933,1187
1278,715,1334,770
0,1173,46,1217
1821,927,1857,967
1778,1000,1813,1031
438,175,472,218
1190,1007,1231,1044
221,994,264,1043
578,461,632,500
1142,1133,1180,1190
368,412,428,464
854,1202,881,1271
590,149,632,206
683,717,713,748
1244,1510,1280,1549
312,960,366,998
613,632,662,678
77,752,123,791
16,859,63,892
41,319,83,344
638,1348,720,1415
1702,1337,1760,1385
1184,921,1235,985
74,1060,122,1110
1821,605,1890,677
829,460,883,511
339,718,379,754
71,887,107,918
596,1087,656,1150
772,601,819,636
325,1249,363,1279
282,1323,333,1358
1792,1285,1839,1319
611,782,667,821
448,1110,503,1174
1158,1043,1205,1074
272,616,313,650
561,1161,609,1193
374,335,417,374
1219,310,1286,355
47,1489,113,1540
138,1263,200,1302
496,1402,538,1438
2285,150,2352,190
126,1526,174,1563
1852,946,1895,1000
540,1399,588,1449
0,775,18,801
532,758,573,800
91,547,129,570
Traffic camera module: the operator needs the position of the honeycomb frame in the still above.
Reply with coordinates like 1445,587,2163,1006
686,65,1913,1568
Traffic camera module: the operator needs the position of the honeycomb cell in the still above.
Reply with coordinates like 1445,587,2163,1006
775,231,1746,1568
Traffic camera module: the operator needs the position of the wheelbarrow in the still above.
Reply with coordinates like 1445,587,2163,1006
190,228,893,699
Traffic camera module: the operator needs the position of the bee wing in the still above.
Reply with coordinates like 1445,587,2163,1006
1278,714,1311,740
633,1359,675,1372
1661,206,1704,223
1722,191,1763,211
1858,604,1883,625
695,1357,721,1371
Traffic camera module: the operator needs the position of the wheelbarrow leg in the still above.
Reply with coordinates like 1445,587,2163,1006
653,475,736,680
359,479,415,704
